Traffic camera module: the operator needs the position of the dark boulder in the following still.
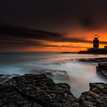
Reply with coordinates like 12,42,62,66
1,74,107,107
0,74,80,107
80,83,107,107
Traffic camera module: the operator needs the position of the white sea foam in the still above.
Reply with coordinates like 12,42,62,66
0,74,20,84
0,52,107,97
29,68,69,81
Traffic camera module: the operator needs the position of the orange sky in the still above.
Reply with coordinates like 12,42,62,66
0,25,107,52
22,28,107,52
21,36,106,52
0,1,107,52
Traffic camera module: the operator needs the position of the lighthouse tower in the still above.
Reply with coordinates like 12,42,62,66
93,35,99,49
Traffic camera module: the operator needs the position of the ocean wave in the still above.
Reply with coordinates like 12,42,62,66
44,59,77,65
29,68,69,80
0,68,69,84
0,74,20,84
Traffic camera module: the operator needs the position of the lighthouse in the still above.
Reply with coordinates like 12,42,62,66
93,35,99,49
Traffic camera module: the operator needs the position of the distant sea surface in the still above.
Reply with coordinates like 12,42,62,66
0,52,107,97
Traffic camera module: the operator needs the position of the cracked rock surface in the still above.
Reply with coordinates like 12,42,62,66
79,83,107,107
0,74,80,107
0,74,107,107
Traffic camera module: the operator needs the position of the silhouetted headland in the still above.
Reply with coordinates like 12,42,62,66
60,52,78,54
79,48,107,54
78,57,107,80
78,35,107,54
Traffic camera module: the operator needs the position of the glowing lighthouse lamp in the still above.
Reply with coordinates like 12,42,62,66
93,35,99,49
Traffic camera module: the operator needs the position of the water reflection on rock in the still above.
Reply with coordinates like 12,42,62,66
0,74,20,84
29,68,69,82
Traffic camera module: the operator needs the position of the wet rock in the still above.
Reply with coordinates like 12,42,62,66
0,74,20,83
78,58,107,63
78,58,107,80
30,68,69,81
0,84,42,107
80,83,107,107
0,74,80,107
1,74,107,107
96,63,107,80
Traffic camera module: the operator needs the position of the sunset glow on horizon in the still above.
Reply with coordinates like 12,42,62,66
0,0,107,52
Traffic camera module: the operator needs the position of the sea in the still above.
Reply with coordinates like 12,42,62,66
0,52,107,97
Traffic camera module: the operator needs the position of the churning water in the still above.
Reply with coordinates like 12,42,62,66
0,52,107,97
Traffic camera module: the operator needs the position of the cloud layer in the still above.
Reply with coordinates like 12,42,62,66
0,24,107,52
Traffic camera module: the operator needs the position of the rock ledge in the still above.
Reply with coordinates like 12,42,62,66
0,74,107,107
0,74,80,107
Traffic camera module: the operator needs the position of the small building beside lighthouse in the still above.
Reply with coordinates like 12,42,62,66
93,35,99,49
79,35,107,54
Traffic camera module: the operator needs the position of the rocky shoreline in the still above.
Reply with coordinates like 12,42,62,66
78,49,107,54
0,74,107,107
0,57,107,107
97,63,107,80
78,57,107,80
78,57,107,63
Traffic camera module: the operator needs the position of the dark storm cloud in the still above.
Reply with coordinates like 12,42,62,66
0,24,92,44
100,41,107,45
0,24,62,39
1,0,107,52
1,24,107,48
0,40,42,47
80,16,101,30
